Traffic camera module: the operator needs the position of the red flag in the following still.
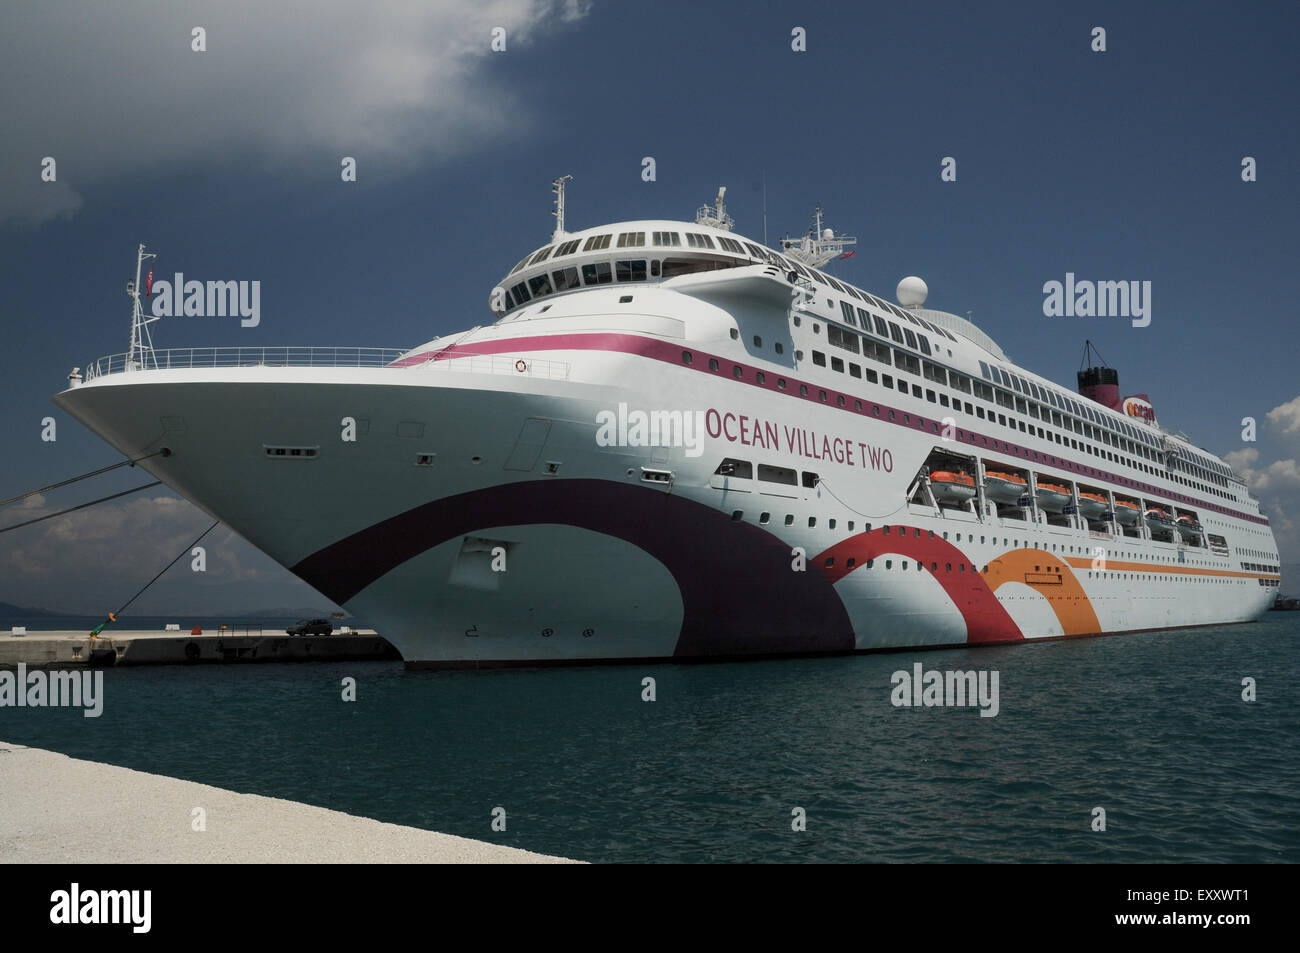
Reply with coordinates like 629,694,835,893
839,250,856,260
145,265,154,297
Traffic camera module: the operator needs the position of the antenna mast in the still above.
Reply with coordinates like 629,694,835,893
780,205,857,268
551,175,573,241
127,243,159,371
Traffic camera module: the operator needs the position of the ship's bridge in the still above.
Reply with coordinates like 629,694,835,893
491,219,774,317
489,220,1003,363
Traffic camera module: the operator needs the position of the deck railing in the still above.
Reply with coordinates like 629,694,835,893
80,346,570,382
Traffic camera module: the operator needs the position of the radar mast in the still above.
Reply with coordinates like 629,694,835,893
695,187,734,231
780,205,857,268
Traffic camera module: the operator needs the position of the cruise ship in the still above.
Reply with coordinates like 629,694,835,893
54,183,1281,666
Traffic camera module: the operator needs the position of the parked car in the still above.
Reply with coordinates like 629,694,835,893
286,618,333,636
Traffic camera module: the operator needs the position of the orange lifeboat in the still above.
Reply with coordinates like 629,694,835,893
1077,491,1108,519
1113,499,1140,525
983,470,1027,505
1034,481,1071,513
929,470,976,504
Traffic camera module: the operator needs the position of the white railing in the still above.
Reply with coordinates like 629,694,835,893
83,347,412,381
81,346,570,382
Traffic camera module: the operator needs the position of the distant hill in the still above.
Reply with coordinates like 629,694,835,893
0,601,342,619
0,601,64,618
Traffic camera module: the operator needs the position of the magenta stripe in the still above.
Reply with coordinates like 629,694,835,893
390,332,1265,525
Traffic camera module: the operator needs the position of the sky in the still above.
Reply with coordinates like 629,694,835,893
1,0,1297,615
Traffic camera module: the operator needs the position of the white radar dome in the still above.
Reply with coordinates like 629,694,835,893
897,276,928,308
822,228,834,241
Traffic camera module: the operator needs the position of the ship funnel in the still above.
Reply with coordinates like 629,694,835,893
1077,340,1121,410
1077,365,1120,410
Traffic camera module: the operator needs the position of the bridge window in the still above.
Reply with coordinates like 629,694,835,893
616,259,647,282
652,231,681,247
554,239,581,257
551,267,580,291
510,281,531,304
581,262,612,285
582,234,612,251
527,273,553,298
617,232,646,248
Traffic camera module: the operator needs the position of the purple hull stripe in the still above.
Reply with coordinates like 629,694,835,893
290,479,855,657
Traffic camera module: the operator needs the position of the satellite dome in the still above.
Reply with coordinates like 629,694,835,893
822,227,834,241
897,276,928,308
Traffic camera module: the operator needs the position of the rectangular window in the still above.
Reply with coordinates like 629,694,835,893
528,273,553,297
952,373,971,394
889,322,905,344
850,364,862,378
581,261,612,285
582,234,612,251
840,301,856,324
979,360,990,379
813,351,827,367
757,463,798,485
714,458,753,479
551,267,580,291
510,281,531,303
873,315,888,337
922,361,947,385
831,356,844,372
617,232,646,248
917,335,931,356
904,328,918,349
615,259,647,281
651,231,681,247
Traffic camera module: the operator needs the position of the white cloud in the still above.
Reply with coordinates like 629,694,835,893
1223,447,1258,472
0,0,591,224
1267,395,1300,436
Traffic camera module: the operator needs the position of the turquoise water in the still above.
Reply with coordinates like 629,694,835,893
3,617,1298,862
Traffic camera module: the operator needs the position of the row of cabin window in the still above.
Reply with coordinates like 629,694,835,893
825,311,1189,482
828,297,1228,495
794,343,1193,484
824,288,959,344
1242,561,1280,573
729,510,864,531
972,357,1214,483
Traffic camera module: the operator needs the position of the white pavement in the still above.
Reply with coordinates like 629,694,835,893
0,741,579,864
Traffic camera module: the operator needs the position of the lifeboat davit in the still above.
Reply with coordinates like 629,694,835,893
983,470,1027,505
1035,481,1071,513
1176,515,1202,539
1077,491,1108,520
929,470,976,504
1113,499,1140,525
